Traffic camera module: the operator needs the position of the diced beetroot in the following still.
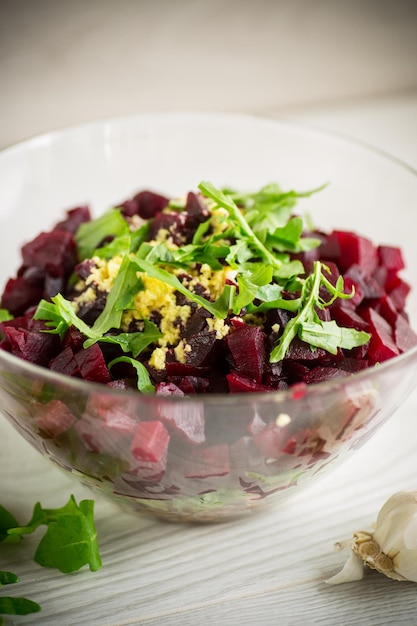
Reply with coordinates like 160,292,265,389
252,422,289,459
21,231,77,278
1,276,44,317
386,276,411,312
33,399,76,437
345,264,385,300
156,383,205,444
286,337,328,362
378,245,405,272
128,450,168,482
49,346,80,377
62,327,86,352
332,230,378,275
165,362,210,377
53,205,91,234
128,190,169,219
184,444,230,478
362,308,400,363
374,294,399,328
2,325,59,365
330,301,369,331
394,314,417,353
131,420,170,463
303,366,349,385
226,325,266,383
74,343,111,383
148,211,185,244
185,331,220,366
175,376,210,394
227,371,273,393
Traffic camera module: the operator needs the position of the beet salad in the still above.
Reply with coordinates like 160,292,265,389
1,180,416,396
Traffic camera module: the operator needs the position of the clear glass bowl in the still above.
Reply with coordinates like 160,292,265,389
1,112,417,522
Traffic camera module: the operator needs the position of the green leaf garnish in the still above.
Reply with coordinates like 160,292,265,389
5,496,102,573
0,596,41,617
269,261,371,362
75,208,130,260
0,310,12,323
108,356,155,393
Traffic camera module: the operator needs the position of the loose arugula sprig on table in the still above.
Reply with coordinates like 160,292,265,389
0,495,101,620
33,179,370,374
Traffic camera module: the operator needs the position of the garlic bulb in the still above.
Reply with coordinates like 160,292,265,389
325,491,417,584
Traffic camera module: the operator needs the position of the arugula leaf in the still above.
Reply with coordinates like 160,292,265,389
98,319,162,357
85,255,142,342
0,505,20,544
93,234,132,260
0,572,18,585
269,261,371,362
0,596,41,617
299,320,371,354
34,499,101,573
0,310,12,323
108,356,155,394
199,181,285,271
6,496,102,573
75,208,130,260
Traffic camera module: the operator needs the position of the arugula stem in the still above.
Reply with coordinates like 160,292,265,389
198,181,282,270
269,260,322,363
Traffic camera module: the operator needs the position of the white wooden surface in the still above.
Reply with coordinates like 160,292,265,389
2,3,417,623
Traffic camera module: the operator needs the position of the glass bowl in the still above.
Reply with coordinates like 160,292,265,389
1,112,417,523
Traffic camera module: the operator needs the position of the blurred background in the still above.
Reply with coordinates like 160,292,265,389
1,0,417,156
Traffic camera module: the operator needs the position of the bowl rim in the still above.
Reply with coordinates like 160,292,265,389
1,110,417,405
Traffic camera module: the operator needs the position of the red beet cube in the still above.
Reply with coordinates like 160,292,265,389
332,231,378,275
378,245,405,272
21,230,77,278
156,387,206,445
227,325,267,383
74,344,111,383
131,420,170,463
363,308,399,363
226,371,273,393
1,276,44,316
33,399,76,437
394,314,417,353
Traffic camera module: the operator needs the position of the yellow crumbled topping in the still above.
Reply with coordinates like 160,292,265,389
149,347,168,370
72,286,97,312
206,317,230,339
173,339,192,363
153,228,179,250
210,207,229,236
122,274,191,348
86,255,123,292
177,263,230,301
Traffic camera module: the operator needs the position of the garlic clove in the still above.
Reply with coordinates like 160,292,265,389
325,491,417,584
324,550,364,585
